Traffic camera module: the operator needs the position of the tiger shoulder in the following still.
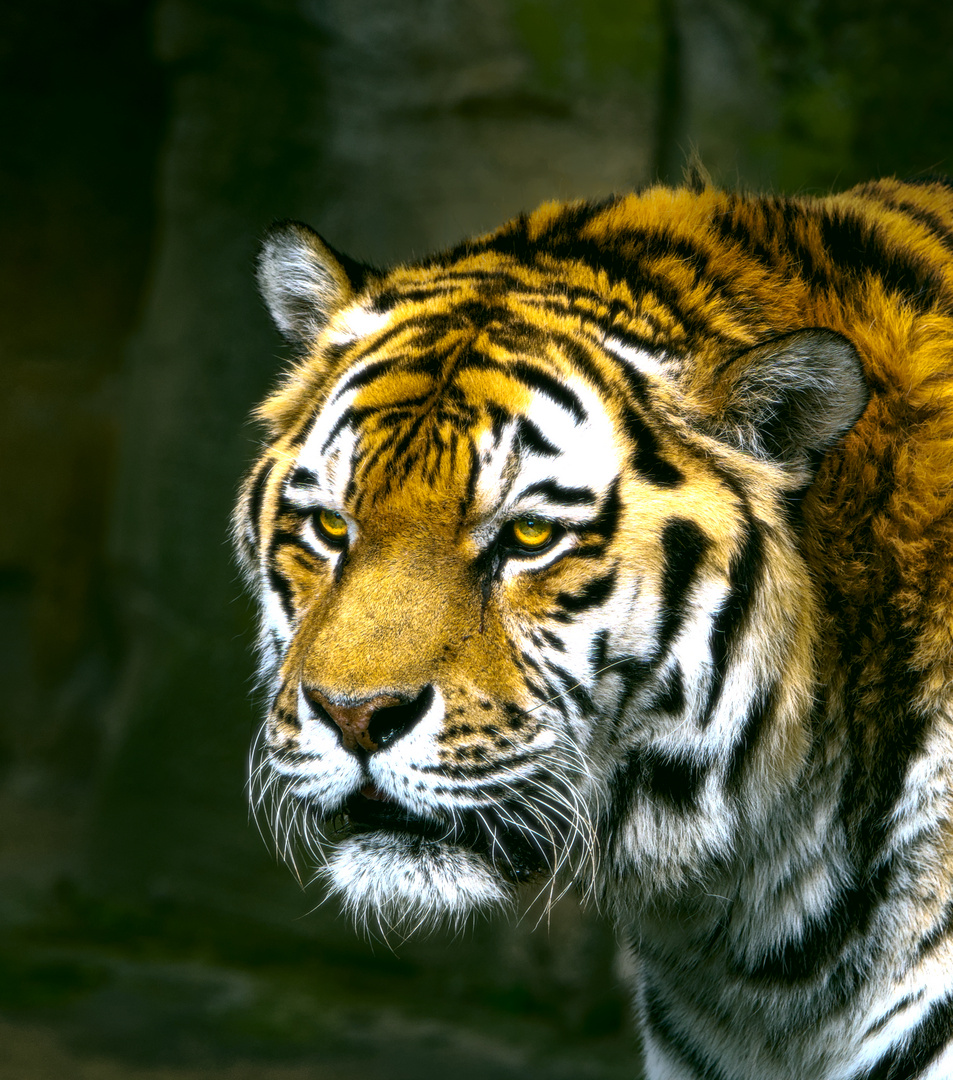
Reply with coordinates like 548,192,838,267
237,176,953,1080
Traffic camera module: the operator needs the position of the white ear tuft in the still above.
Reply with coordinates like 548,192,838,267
257,222,370,345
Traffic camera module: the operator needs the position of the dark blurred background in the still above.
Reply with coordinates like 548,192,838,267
1,1,951,1076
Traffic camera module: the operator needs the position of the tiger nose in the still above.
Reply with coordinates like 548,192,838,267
303,685,434,753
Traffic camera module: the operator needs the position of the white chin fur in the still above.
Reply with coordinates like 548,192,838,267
321,833,514,934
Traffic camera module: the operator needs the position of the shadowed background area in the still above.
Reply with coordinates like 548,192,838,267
1,0,951,1076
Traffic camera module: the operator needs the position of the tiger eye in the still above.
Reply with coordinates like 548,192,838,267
511,515,554,550
315,508,348,543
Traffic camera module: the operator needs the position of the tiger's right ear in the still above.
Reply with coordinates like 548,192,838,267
256,221,374,346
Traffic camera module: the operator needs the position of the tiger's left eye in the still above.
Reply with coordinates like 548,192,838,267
314,507,348,545
509,515,556,552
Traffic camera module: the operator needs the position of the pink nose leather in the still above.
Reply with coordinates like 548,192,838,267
304,688,402,752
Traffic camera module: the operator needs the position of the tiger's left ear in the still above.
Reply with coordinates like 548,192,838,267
257,221,374,346
713,328,868,478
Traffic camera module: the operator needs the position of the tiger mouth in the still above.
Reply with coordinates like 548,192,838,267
336,789,550,883
343,789,452,841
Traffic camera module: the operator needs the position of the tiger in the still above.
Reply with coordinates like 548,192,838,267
234,175,953,1079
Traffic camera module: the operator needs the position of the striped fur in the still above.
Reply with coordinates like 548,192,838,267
236,179,953,1078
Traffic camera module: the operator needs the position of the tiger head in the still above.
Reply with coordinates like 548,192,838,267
236,194,867,932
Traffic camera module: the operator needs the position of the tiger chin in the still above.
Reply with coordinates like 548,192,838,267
236,177,953,1079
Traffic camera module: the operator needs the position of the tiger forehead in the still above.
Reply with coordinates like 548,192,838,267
348,365,626,509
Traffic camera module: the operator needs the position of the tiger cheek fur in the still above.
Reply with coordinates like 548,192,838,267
237,178,953,1079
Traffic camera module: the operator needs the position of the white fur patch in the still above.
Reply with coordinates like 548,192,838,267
602,336,669,381
327,303,391,346
322,833,512,934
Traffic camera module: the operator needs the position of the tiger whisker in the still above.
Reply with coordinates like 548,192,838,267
522,654,645,717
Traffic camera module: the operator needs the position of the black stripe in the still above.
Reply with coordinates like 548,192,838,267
485,401,512,444
461,440,480,514
644,664,686,715
370,285,434,311
426,752,537,781
546,661,596,714
606,655,656,725
402,297,511,336
568,542,612,562
725,682,778,793
742,857,893,988
608,358,683,486
352,426,407,500
518,479,597,505
819,207,946,311
267,563,296,626
583,479,623,542
916,897,953,961
266,523,333,623
334,355,400,398
864,991,926,1039
321,407,355,452
623,405,684,486
272,690,299,721
555,570,617,616
454,353,587,423
657,518,711,655
700,515,763,727
554,231,734,345
710,196,790,282
403,266,530,294
349,393,434,428
612,355,655,408
537,196,619,244
352,403,439,501
599,318,664,359
316,339,350,367
589,628,610,670
725,197,951,315
471,204,729,337
523,673,565,715
337,310,453,364
514,416,559,457
589,630,654,694
871,192,953,259
545,333,611,396
275,491,305,518
246,458,275,548
778,200,829,289
507,360,587,423
642,979,731,1080
520,289,658,356
837,681,930,880
637,747,705,810
855,992,953,1080
289,466,317,487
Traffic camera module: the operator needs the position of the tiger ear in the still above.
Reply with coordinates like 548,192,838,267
714,328,868,477
257,221,374,345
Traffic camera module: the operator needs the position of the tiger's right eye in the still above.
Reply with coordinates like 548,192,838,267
314,508,349,545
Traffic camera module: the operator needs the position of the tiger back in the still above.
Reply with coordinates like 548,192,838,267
236,177,953,1079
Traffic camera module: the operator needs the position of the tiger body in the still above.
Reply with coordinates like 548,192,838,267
236,177,953,1079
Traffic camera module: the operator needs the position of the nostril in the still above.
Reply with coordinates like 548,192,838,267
367,685,434,750
303,685,434,753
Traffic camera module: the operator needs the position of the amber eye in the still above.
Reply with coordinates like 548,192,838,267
314,508,348,545
510,515,555,551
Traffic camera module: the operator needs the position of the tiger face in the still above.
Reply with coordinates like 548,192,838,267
236,201,867,933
